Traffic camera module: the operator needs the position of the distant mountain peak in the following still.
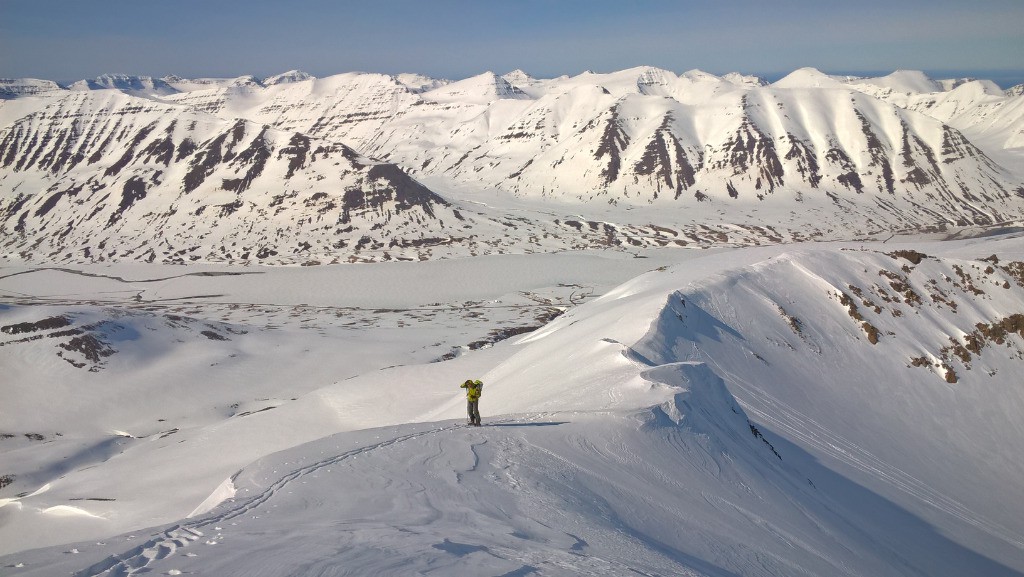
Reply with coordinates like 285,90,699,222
69,74,179,96
394,73,451,93
942,78,1006,98
501,69,535,87
263,70,313,86
502,69,532,80
422,71,530,104
772,67,844,89
158,75,264,93
635,66,673,85
681,69,721,82
721,72,768,87
0,77,65,99
850,70,941,95
229,75,264,88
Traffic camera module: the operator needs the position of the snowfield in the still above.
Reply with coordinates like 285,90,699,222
3,234,1024,576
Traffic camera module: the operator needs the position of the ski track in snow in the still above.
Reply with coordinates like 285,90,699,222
5,238,1024,575
64,415,713,577
69,422,472,577
697,347,1024,550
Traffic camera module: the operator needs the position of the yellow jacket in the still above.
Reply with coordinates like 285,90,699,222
461,379,483,401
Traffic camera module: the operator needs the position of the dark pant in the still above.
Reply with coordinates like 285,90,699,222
467,400,480,425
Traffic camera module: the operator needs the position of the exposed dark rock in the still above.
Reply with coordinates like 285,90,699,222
633,114,698,198
59,334,115,364
1,316,72,335
34,184,84,218
182,120,249,193
594,107,629,186
105,122,158,177
222,127,271,193
855,110,896,194
749,423,782,459
139,121,177,166
108,176,147,225
175,138,197,161
887,250,928,265
280,133,311,178
783,135,821,188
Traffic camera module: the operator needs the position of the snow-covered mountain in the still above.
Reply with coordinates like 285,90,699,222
0,78,64,100
846,69,945,94
261,70,313,86
0,91,474,264
2,66,1023,265
159,74,264,93
68,74,180,98
136,66,1024,210
835,70,1024,154
2,236,1024,575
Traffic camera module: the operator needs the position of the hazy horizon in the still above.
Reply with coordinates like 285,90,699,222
3,0,1022,88
11,67,1024,91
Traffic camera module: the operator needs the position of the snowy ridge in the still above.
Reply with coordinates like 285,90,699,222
847,70,943,95
261,70,313,86
421,71,531,104
630,248,1024,547
840,73,1024,152
68,74,179,97
2,237,1024,575
0,78,64,99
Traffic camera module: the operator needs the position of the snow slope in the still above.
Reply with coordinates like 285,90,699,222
172,66,1022,209
5,67,1024,265
844,71,1024,158
0,90,477,264
3,235,1024,576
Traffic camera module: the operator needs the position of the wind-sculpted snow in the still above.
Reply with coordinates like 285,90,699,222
3,238,1024,575
6,366,1022,576
625,245,1024,567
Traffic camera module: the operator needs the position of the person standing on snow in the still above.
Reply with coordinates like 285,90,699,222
460,379,483,426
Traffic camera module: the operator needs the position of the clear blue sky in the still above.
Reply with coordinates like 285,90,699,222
2,0,1023,86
